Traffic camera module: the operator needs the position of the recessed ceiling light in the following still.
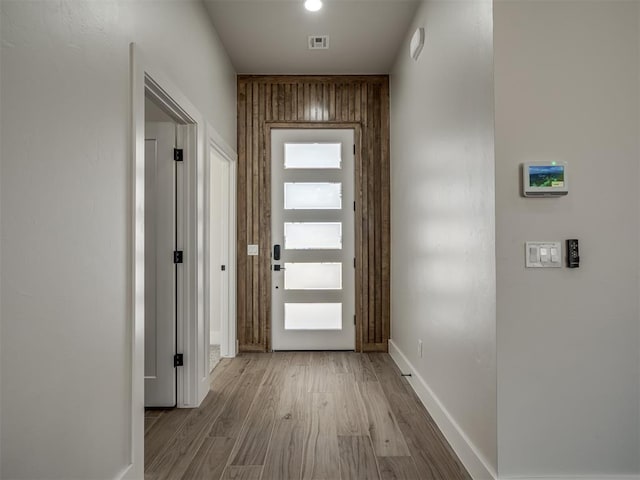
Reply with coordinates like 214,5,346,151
304,0,322,12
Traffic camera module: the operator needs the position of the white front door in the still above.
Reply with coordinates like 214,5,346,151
271,129,355,351
144,122,177,407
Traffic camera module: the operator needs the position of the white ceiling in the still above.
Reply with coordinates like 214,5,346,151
202,0,420,74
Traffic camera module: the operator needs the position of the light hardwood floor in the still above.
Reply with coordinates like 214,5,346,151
145,352,471,480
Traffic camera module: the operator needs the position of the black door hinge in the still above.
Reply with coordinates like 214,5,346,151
353,144,356,155
174,148,184,162
221,265,226,271
174,353,184,367
173,250,183,264
353,257,356,268
354,314,356,325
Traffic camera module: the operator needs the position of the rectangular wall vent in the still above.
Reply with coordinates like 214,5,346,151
308,35,329,50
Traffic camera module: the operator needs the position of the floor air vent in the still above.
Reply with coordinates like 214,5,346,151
308,35,329,50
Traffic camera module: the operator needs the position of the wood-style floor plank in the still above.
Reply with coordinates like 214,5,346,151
180,436,235,480
208,360,268,438
338,435,380,480
335,373,369,436
261,418,305,480
145,408,191,467
277,365,309,421
377,456,420,480
144,353,470,480
144,413,163,435
301,393,341,480
357,381,410,457
347,352,378,383
222,465,263,480
228,384,280,466
307,352,336,393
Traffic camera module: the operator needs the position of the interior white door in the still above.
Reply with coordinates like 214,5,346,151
144,122,177,407
209,150,230,353
271,129,355,350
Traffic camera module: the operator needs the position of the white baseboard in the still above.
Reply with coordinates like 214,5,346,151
502,477,640,480
388,339,497,480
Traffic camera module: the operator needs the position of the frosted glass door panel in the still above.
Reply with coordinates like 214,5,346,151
284,222,342,250
284,143,341,169
284,183,342,210
284,263,342,290
285,303,342,330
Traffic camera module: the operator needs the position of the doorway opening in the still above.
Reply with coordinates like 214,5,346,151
208,147,231,372
144,95,181,407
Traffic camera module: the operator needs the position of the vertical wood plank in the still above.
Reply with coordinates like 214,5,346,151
304,83,310,120
349,83,356,121
297,83,304,120
373,82,383,344
380,80,391,346
341,83,349,121
272,83,278,120
284,84,291,121
329,83,336,121
259,81,269,350
251,82,260,345
236,81,248,349
245,83,254,346
278,84,285,120
361,82,369,349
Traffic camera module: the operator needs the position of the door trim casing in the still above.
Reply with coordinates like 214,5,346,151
265,122,363,352
204,123,238,362
128,43,213,479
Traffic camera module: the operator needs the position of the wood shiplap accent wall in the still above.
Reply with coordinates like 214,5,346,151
237,75,390,353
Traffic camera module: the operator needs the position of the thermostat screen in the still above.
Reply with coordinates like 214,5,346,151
528,165,565,188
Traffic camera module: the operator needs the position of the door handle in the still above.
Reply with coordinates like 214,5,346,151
273,244,281,261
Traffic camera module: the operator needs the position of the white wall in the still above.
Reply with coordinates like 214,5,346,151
0,1,235,478
389,0,497,476
494,1,640,477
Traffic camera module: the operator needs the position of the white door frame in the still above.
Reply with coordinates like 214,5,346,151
127,43,212,479
204,124,237,365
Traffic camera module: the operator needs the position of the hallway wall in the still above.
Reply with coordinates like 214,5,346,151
389,0,496,476
0,1,236,478
494,1,640,476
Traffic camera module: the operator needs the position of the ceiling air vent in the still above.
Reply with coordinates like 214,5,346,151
308,35,329,50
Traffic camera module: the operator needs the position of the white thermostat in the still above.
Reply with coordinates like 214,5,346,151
522,162,568,197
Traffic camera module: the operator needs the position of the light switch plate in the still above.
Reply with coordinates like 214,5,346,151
526,241,562,268
247,244,259,256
